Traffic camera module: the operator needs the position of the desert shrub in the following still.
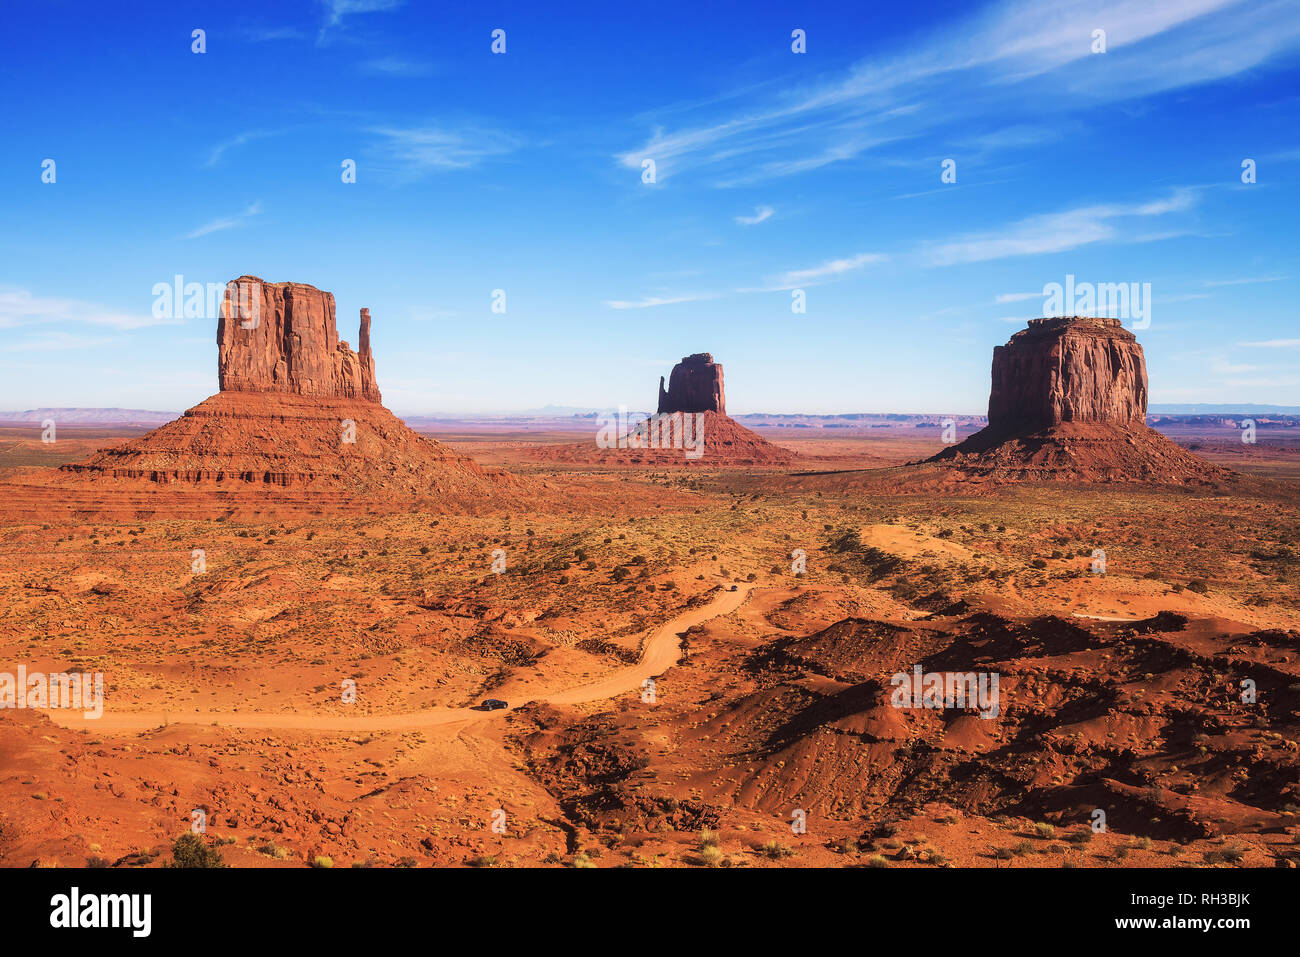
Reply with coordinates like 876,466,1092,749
1187,580,1209,594
867,855,889,868
1204,846,1245,865
571,852,596,868
312,855,333,869
168,833,225,868
698,845,724,867
758,840,794,860
827,528,862,553
1034,823,1056,839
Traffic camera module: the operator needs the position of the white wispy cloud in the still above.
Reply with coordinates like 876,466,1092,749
1238,338,1300,347
368,125,516,179
921,189,1196,266
735,205,774,225
361,55,434,77
317,0,404,44
183,201,263,240
995,292,1039,303
1201,275,1289,287
777,252,887,287
204,131,279,167
603,294,714,309
616,0,1300,186
244,25,308,43
4,332,113,352
0,287,177,331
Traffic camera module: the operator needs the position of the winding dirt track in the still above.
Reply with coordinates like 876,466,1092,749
45,583,754,735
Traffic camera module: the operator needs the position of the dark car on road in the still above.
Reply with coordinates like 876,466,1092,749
480,699,508,711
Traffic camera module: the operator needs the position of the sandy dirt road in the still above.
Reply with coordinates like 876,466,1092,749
45,583,755,734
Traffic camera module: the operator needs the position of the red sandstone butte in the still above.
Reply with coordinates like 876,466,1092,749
538,353,792,466
929,317,1225,483
217,276,380,402
658,353,725,415
62,277,509,497
986,316,1146,435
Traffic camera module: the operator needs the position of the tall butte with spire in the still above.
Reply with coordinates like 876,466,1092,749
216,277,380,402
65,277,506,498
928,316,1224,482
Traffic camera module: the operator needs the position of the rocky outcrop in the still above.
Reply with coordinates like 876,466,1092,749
217,276,380,403
658,353,725,415
64,277,517,498
536,353,792,467
986,316,1146,437
928,317,1223,483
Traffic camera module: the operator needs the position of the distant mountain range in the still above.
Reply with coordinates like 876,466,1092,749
0,408,178,426
4,404,1299,428
1148,403,1300,414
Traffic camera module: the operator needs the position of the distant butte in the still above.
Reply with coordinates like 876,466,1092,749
533,351,793,466
658,353,725,415
928,316,1226,483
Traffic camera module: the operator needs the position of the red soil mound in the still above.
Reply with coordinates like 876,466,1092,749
61,391,496,496
928,421,1226,483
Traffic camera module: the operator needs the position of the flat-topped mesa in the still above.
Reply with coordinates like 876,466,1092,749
923,315,1224,483
217,276,381,402
658,353,725,415
987,316,1146,437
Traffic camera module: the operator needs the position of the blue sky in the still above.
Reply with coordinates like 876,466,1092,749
2,0,1298,415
